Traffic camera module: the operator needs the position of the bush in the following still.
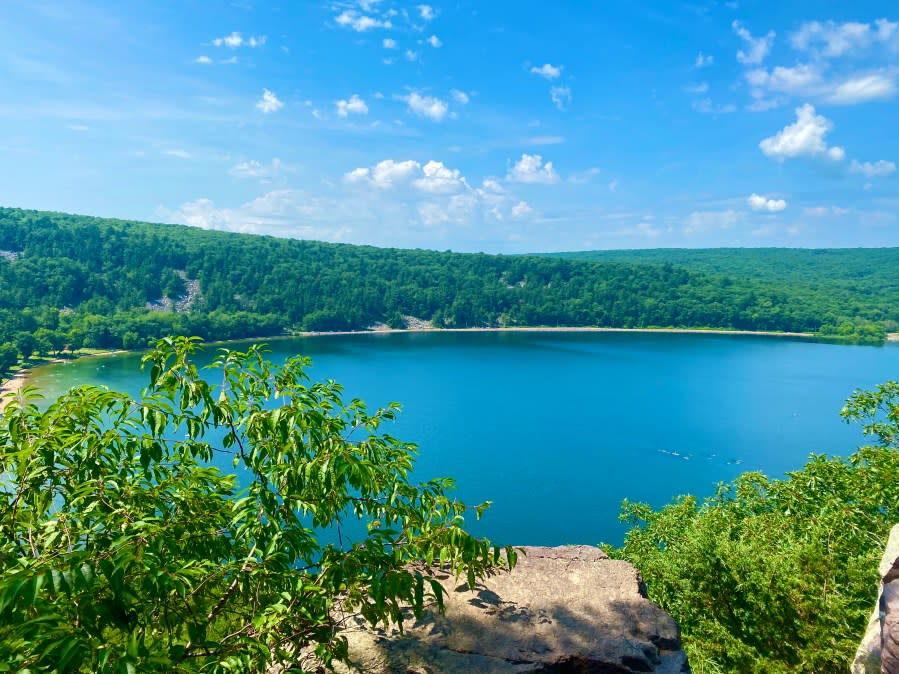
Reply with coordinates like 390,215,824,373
0,337,511,672
605,381,899,673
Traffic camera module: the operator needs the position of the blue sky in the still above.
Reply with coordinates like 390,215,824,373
1,0,897,252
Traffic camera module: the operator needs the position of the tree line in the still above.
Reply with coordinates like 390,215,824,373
0,206,891,370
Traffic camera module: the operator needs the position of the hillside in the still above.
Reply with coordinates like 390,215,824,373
0,207,891,356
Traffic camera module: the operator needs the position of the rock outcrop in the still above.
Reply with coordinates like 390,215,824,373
325,545,689,673
854,524,899,674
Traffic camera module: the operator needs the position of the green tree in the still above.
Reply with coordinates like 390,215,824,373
0,337,512,672
0,342,17,373
13,331,36,361
605,381,899,673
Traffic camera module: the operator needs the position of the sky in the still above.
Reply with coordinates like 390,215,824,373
0,1,897,252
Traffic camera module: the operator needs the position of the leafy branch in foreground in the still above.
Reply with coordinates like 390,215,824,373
605,381,899,674
0,336,511,672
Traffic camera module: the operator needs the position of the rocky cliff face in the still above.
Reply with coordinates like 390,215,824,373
854,524,899,674
320,545,689,673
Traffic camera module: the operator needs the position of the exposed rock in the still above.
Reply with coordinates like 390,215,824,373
325,545,689,673
854,524,899,673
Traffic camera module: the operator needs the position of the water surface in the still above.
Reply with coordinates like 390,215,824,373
28,331,899,545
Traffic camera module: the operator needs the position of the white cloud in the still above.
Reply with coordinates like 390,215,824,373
212,32,266,48
414,160,467,193
162,191,353,241
695,52,714,67
334,11,391,32
747,193,787,212
849,159,896,177
511,201,533,218
404,49,419,61
371,159,421,188
229,158,287,181
382,38,397,48
164,149,191,159
747,64,897,105
480,178,505,194
344,167,371,183
417,5,435,21
550,86,572,110
530,63,562,80
67,124,89,132
791,18,899,57
195,55,212,64
733,20,775,64
507,154,560,184
336,94,369,117
693,98,737,114
684,209,741,234
450,89,470,104
759,104,844,162
401,92,449,121
804,205,850,217
427,35,442,48
256,89,284,114
822,73,897,104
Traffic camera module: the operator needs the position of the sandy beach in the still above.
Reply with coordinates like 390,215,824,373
0,371,28,414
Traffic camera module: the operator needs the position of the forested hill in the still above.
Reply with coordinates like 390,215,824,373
0,206,892,356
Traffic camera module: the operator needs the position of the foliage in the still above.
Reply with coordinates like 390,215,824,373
2,207,896,350
0,337,512,672
604,381,899,673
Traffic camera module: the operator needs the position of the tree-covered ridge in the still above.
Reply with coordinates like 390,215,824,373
547,247,899,339
0,207,891,358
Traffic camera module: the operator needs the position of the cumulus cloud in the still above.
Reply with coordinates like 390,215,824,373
550,86,572,110
506,154,559,184
791,18,898,57
256,89,284,114
414,160,467,193
849,159,896,177
194,55,212,64
695,52,714,67
733,21,775,64
382,38,397,48
450,89,470,104
212,32,266,48
334,11,391,31
530,63,562,79
511,201,534,218
401,92,449,121
747,193,787,212
427,35,442,48
336,94,368,117
759,104,844,162
417,5,435,21
693,98,737,114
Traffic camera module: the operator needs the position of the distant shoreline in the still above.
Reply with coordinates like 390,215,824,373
290,326,816,339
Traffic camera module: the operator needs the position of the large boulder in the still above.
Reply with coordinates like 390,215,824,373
854,524,899,674
328,545,689,673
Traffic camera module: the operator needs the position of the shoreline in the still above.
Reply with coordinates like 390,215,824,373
0,371,29,414
290,326,817,339
4,326,875,396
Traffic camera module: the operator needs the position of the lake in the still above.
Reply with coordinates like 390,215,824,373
26,331,899,545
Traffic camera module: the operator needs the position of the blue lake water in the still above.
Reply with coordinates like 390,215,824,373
27,331,899,545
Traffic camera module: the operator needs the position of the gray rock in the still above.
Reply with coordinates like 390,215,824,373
325,545,689,673
854,524,899,674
